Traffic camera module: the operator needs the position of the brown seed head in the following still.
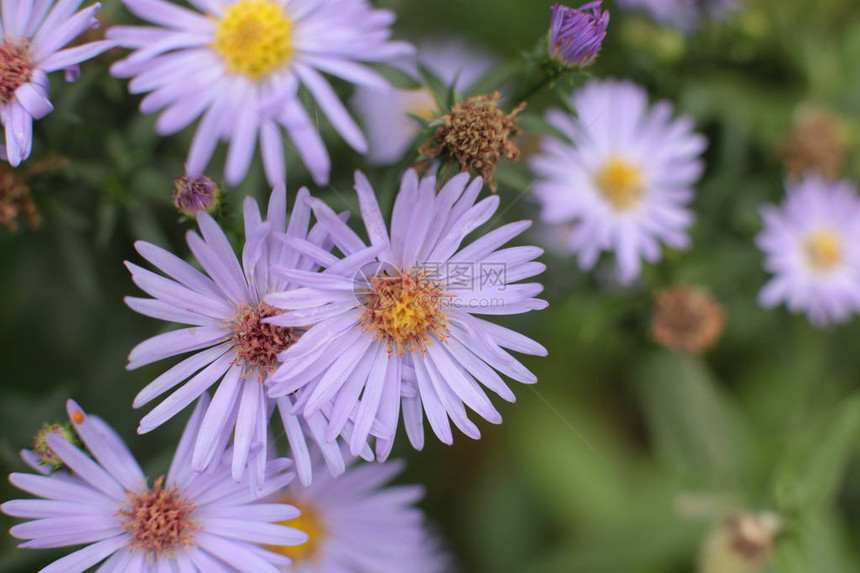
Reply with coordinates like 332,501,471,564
651,285,725,354
0,164,40,232
780,108,847,180
419,92,525,192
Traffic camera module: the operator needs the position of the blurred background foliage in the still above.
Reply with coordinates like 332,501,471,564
2,0,860,571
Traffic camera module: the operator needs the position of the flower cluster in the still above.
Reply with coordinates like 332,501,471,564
8,0,860,572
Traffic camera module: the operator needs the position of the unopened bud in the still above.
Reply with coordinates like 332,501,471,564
171,175,220,218
32,423,77,470
548,2,610,68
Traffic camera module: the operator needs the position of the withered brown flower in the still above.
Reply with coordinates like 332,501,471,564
419,91,525,192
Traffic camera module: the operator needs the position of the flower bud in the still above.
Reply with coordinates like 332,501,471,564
171,175,220,218
548,2,610,68
32,423,77,470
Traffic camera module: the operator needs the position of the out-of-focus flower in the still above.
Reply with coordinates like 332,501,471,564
171,175,220,218
700,512,780,573
31,423,77,471
757,175,860,327
0,1,114,166
267,454,448,572
108,0,413,187
352,40,496,166
531,79,706,285
618,0,740,30
419,92,525,191
779,107,847,180
548,2,610,68
651,285,725,353
265,170,547,459
2,398,306,572
126,186,370,486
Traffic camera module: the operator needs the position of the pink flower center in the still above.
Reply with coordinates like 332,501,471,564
120,477,197,555
229,302,298,375
0,42,32,105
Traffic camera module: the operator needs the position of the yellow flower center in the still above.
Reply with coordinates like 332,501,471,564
407,88,437,121
213,0,294,80
804,230,842,271
358,268,450,355
269,500,325,564
595,158,643,211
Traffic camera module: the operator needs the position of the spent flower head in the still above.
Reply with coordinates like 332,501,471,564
549,2,610,68
651,285,725,354
779,107,847,180
419,92,525,192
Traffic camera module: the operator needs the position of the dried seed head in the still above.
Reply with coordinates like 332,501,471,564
419,92,525,192
651,285,725,353
0,165,40,232
780,108,847,180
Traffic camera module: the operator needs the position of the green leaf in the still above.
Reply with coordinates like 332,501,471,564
773,395,860,512
417,63,457,112
635,351,747,487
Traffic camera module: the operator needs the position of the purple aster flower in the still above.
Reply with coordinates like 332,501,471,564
126,185,370,486
0,0,114,166
352,39,496,166
264,170,547,459
757,175,860,327
266,453,448,572
531,79,706,285
2,397,307,572
548,2,610,68
107,0,413,187
618,0,740,30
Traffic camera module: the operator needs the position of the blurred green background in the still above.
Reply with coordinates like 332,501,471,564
3,0,860,571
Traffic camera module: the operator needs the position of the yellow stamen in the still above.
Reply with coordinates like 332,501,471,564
358,268,450,355
595,157,643,211
213,0,293,80
269,500,325,563
804,230,842,271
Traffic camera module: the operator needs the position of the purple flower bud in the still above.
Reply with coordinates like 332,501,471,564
549,2,610,68
171,175,220,217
